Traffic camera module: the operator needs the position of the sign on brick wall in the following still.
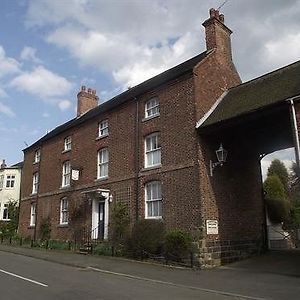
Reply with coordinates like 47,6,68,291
71,169,80,181
206,220,218,235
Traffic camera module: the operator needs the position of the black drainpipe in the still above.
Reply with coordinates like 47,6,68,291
134,97,140,222
33,149,41,242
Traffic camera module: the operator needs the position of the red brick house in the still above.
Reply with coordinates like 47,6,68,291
19,8,300,266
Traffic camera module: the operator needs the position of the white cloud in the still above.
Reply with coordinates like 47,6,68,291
42,112,50,118
0,86,7,98
25,0,300,86
27,0,205,89
10,66,73,108
47,26,199,88
58,99,72,111
0,101,15,117
263,33,300,70
0,46,21,78
20,46,42,64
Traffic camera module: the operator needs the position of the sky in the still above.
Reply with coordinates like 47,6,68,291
0,0,299,172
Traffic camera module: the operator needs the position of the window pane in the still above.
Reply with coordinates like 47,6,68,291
152,149,161,165
146,138,151,151
158,200,162,216
147,201,153,217
145,181,162,218
145,98,159,118
98,149,109,178
153,201,159,216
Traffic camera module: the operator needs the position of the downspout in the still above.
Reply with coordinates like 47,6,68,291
33,150,41,241
134,98,140,222
17,164,23,235
259,154,269,251
289,98,300,167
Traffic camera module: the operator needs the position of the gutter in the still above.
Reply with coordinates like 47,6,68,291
287,96,300,167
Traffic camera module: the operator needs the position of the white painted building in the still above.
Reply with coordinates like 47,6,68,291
0,160,22,221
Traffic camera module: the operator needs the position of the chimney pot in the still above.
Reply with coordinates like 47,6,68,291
203,8,233,61
0,159,6,169
209,8,215,17
77,87,98,117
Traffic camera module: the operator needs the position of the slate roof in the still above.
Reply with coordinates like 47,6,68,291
10,161,24,168
25,50,209,152
199,59,300,129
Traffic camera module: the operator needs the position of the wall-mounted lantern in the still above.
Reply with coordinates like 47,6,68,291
210,143,228,176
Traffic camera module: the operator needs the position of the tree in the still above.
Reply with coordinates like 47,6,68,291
0,201,19,238
267,159,289,192
285,162,300,232
110,202,130,247
263,175,290,224
290,162,300,204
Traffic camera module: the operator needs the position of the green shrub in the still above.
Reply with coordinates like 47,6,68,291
39,217,51,241
164,230,192,262
128,219,165,258
266,198,290,224
49,240,70,250
283,204,300,231
110,202,130,247
93,242,112,256
264,175,290,224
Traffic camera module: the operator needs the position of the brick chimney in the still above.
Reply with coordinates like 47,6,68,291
202,8,233,61
77,86,99,117
0,159,7,169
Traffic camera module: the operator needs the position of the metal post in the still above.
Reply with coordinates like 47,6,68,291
289,99,300,167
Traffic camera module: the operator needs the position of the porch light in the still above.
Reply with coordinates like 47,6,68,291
210,144,227,177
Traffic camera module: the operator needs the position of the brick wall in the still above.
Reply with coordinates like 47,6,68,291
19,73,203,241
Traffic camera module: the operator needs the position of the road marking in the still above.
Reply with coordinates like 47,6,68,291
88,267,266,300
0,268,48,287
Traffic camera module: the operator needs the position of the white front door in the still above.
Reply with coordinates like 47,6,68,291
91,191,109,240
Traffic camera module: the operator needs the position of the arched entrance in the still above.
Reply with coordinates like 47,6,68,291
196,60,300,266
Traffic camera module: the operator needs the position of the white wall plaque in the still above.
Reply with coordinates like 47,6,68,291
71,169,79,181
206,220,219,235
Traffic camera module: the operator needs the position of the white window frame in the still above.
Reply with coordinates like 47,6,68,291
145,97,160,118
5,174,15,188
30,203,36,227
60,198,69,225
97,148,109,179
145,181,162,219
32,172,39,194
145,133,161,168
62,161,71,187
2,203,10,221
0,175,4,189
34,149,41,163
98,120,109,137
64,136,72,151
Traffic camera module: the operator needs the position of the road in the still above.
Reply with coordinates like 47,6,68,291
0,248,299,299
0,251,242,300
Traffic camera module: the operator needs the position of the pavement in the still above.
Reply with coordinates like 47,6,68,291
0,244,300,299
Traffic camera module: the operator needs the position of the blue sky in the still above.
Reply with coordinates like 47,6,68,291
0,0,299,169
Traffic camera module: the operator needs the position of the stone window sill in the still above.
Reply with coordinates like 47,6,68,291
141,165,161,172
96,134,109,140
142,114,160,122
95,176,109,182
62,149,71,154
58,224,69,228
